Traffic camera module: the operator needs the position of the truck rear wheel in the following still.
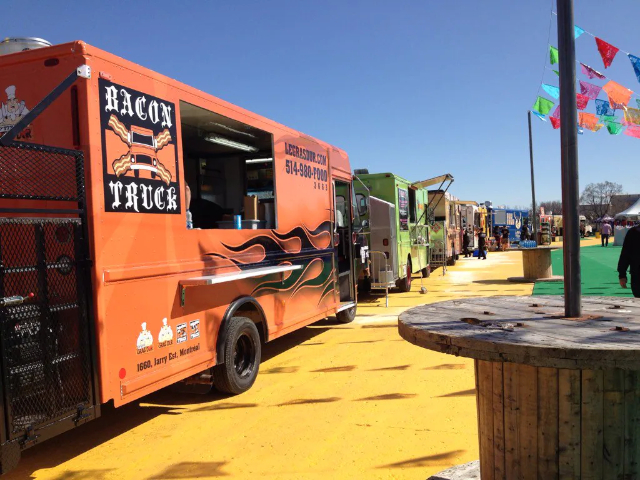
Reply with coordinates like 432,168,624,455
213,316,261,395
396,258,412,292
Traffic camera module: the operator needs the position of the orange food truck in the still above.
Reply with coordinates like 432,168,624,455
0,39,359,471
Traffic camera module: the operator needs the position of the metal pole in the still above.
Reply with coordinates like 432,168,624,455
528,111,538,236
557,0,581,317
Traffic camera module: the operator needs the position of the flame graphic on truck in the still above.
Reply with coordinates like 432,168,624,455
107,114,172,185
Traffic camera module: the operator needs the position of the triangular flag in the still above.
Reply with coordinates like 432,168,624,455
603,80,633,107
600,115,618,124
629,54,640,83
623,107,640,125
576,93,590,110
551,105,561,119
541,84,560,99
532,111,547,122
533,96,554,115
595,99,615,116
594,124,605,132
624,125,640,139
550,117,561,129
579,81,602,100
596,37,620,68
607,121,624,135
579,112,600,131
553,70,560,76
580,63,606,80
549,46,559,65
575,26,585,39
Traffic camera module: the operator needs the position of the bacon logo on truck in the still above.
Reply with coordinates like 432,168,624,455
99,79,181,214
108,116,173,185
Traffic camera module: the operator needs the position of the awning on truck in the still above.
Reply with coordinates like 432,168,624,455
411,173,454,189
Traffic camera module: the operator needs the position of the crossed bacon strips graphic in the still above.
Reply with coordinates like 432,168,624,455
108,114,173,185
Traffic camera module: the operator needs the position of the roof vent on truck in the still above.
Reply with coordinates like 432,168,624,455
354,169,369,175
0,37,51,56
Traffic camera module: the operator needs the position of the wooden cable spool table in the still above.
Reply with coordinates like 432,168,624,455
508,245,561,283
399,295,640,480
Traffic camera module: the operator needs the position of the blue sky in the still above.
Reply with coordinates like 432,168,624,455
12,0,640,206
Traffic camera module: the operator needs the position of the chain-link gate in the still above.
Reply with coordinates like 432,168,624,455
0,142,97,471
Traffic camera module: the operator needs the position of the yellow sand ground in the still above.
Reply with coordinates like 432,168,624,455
8,248,544,480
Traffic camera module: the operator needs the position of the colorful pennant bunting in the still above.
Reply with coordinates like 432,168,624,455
579,81,602,100
533,96,554,115
578,112,601,131
596,37,619,68
578,126,584,135
580,63,606,80
551,105,561,119
575,26,585,39
629,54,640,83
600,115,618,124
553,70,559,76
595,99,615,116
603,80,633,107
607,121,624,135
542,84,560,99
549,46,559,65
624,125,640,139
576,93,590,110
532,111,547,122
623,107,640,125
550,117,560,129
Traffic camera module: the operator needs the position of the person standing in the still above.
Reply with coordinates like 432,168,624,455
477,228,487,260
521,223,529,241
618,224,640,297
501,227,510,251
462,229,471,257
601,221,612,247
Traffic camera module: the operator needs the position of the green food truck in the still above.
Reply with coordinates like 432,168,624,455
353,171,432,293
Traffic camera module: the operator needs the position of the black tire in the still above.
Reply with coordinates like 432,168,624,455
336,305,356,324
213,316,261,395
396,257,412,292
447,255,456,266
358,277,372,294
421,266,430,278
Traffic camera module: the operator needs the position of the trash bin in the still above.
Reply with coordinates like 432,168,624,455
595,231,601,239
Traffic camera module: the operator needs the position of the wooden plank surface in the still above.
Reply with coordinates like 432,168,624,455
581,370,604,480
624,371,640,478
603,369,624,480
518,364,538,480
477,360,494,480
537,367,559,480
399,295,640,370
492,362,506,480
559,369,581,480
504,362,520,479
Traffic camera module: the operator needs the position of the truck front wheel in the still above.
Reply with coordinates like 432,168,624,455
213,317,261,395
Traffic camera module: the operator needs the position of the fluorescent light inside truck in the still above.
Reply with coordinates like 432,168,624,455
245,158,273,164
204,134,258,152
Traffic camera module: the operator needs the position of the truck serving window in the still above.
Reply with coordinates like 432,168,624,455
408,188,416,223
180,101,275,229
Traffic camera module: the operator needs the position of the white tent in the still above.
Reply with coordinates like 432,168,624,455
615,198,640,221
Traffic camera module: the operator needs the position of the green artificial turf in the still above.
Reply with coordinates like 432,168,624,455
532,244,633,297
